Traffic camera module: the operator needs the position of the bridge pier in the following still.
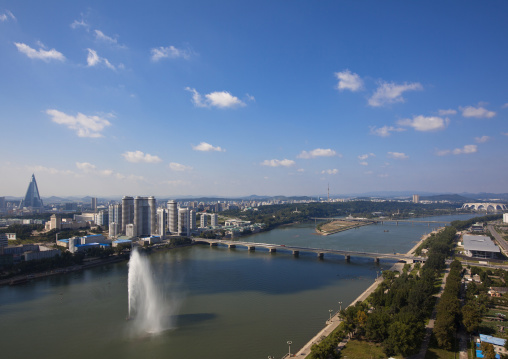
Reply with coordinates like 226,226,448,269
375,257,379,264
292,250,299,257
317,252,324,259
345,255,350,262
210,242,218,247
248,246,255,251
269,247,276,253
228,244,236,249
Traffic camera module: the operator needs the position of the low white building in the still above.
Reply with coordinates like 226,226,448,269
463,234,500,259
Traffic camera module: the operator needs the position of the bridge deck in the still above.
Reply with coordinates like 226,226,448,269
193,239,425,262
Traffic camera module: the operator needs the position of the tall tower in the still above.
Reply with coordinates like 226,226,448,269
168,200,178,234
20,174,43,209
327,183,330,202
91,197,97,213
121,196,134,234
178,208,190,236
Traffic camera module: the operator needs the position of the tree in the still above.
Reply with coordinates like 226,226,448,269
384,319,424,357
462,302,482,333
480,342,496,359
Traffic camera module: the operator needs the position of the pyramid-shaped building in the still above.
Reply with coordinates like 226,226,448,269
20,174,43,209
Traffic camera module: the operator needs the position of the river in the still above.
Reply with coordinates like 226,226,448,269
0,214,476,359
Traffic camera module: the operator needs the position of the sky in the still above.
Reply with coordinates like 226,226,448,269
1,1,508,198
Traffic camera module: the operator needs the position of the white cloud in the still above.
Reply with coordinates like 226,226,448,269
14,42,65,62
86,49,117,70
321,169,339,175
358,153,375,161
46,109,111,138
438,109,457,116
436,144,478,156
297,148,338,159
95,30,116,43
151,46,191,61
387,152,408,160
192,142,225,152
368,81,423,107
475,136,490,144
76,162,96,172
460,105,496,119
169,162,193,171
369,126,405,137
0,10,15,21
261,159,295,167
359,161,368,166
30,165,75,176
122,151,162,163
397,115,449,132
335,70,363,92
453,145,478,155
185,87,246,109
70,18,89,30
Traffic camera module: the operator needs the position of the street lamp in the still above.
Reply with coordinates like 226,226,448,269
338,301,342,312
287,341,292,357
268,356,274,359
329,309,333,321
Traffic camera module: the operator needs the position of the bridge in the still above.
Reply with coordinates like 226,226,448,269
193,239,426,264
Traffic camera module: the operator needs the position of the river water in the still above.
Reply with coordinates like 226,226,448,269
0,214,475,359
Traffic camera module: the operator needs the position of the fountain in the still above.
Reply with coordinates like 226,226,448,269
127,248,173,334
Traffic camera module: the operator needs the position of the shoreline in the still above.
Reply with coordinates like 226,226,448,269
294,227,443,358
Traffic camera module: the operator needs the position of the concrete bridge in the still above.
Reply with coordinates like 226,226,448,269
193,239,425,264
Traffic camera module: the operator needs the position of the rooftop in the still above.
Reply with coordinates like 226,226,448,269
463,235,500,253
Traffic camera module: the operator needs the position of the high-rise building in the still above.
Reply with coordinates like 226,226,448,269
178,208,190,236
157,207,167,238
91,197,97,212
19,174,43,210
133,196,156,237
200,213,208,228
412,194,420,204
121,196,134,234
108,204,122,229
167,200,178,234
95,210,109,227
0,197,5,210
190,210,196,231
211,213,218,227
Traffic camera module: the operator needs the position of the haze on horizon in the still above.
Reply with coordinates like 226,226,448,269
1,1,507,198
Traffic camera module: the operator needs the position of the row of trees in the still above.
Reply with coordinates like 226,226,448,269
433,259,463,349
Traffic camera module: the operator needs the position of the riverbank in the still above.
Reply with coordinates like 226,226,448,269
295,227,438,358
0,242,194,287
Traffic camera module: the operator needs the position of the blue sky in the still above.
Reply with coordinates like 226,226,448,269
1,1,507,197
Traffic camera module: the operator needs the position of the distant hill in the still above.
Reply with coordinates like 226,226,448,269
420,194,476,203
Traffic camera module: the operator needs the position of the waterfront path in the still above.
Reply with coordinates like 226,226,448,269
294,274,386,358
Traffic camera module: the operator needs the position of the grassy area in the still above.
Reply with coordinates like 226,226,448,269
424,347,458,359
339,340,390,359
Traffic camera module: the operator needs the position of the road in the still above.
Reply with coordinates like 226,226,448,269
488,224,508,255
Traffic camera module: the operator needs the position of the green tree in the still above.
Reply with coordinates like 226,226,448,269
462,302,482,333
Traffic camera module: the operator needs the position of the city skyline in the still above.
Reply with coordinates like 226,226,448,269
1,1,507,197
